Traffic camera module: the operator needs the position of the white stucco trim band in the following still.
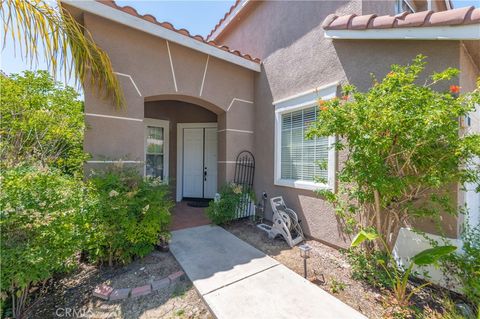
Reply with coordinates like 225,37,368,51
324,24,480,40
166,41,178,92
85,113,143,122
62,0,261,72
217,129,254,134
274,81,339,111
199,55,210,96
227,98,254,112
218,161,237,164
113,72,142,96
87,160,144,163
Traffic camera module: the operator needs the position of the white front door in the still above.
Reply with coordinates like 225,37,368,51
182,126,217,199
204,127,218,198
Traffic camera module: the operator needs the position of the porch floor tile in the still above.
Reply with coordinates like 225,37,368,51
170,201,211,231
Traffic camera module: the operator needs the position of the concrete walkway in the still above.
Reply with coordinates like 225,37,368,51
170,225,367,319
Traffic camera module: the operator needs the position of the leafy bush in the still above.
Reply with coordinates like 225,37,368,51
350,230,456,306
206,183,250,225
0,165,86,317
0,71,87,175
441,224,480,313
86,168,173,266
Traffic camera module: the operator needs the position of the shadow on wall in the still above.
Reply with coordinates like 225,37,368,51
245,1,354,59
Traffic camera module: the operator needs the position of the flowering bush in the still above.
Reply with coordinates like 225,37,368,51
86,167,173,266
206,183,253,225
0,165,86,317
307,55,480,250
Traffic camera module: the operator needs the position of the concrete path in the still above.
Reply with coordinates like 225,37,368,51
170,225,367,319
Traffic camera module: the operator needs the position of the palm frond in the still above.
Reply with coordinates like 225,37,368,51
1,0,125,107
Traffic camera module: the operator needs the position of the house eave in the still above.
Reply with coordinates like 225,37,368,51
62,0,261,72
207,0,250,41
324,24,480,40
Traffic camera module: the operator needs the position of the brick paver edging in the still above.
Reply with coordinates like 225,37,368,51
93,271,185,301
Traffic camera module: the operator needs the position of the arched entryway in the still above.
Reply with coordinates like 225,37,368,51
144,98,222,201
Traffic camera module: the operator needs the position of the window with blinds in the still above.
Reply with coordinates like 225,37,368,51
280,106,328,182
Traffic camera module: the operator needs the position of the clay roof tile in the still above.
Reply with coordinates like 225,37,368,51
322,7,480,31
328,14,357,30
350,14,377,30
322,14,338,29
467,7,480,24
395,10,433,27
427,6,474,26
370,15,397,28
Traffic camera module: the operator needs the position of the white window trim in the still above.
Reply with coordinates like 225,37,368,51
144,118,170,182
274,82,338,191
176,122,218,202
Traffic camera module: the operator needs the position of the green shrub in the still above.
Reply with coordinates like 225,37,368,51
345,248,393,289
441,224,480,314
0,71,87,176
0,165,86,317
206,183,250,225
86,168,173,266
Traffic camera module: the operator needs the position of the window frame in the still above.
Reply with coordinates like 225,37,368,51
273,83,338,191
144,118,170,183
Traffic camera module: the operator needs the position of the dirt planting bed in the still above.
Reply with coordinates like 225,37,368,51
224,219,458,319
24,252,212,319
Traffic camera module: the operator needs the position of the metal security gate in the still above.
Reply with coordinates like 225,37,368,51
233,151,255,218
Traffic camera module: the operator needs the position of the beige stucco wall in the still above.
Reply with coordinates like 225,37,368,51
217,0,462,246
81,13,256,189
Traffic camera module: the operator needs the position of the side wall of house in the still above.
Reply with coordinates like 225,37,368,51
458,43,480,230
217,1,461,247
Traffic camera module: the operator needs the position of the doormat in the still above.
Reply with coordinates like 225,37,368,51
187,200,210,208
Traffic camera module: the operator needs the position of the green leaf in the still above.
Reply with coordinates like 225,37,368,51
350,230,379,248
412,245,457,266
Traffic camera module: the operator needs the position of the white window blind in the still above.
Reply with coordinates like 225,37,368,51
280,106,328,182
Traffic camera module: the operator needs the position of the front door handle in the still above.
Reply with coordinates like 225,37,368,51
204,169,207,181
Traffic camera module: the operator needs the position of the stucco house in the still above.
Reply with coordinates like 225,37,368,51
63,0,479,250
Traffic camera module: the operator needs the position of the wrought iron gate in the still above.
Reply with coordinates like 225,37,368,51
233,151,255,218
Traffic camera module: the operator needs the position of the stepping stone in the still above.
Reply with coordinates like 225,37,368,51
109,288,131,301
168,271,185,283
131,284,151,298
93,284,113,300
152,278,170,291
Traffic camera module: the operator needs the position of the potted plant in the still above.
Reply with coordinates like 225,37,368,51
156,232,171,252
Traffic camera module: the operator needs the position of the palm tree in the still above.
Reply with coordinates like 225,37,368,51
1,0,124,106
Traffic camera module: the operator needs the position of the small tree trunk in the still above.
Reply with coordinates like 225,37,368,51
373,189,384,250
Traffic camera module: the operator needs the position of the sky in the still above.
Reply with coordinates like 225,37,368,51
1,0,478,84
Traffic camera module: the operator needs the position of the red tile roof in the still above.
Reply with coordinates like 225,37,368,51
322,6,480,30
206,0,241,40
96,0,260,63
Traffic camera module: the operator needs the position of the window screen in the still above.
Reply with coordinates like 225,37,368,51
280,106,328,182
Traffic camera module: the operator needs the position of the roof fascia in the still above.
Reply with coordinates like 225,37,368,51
208,0,250,41
63,0,261,72
324,24,480,40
